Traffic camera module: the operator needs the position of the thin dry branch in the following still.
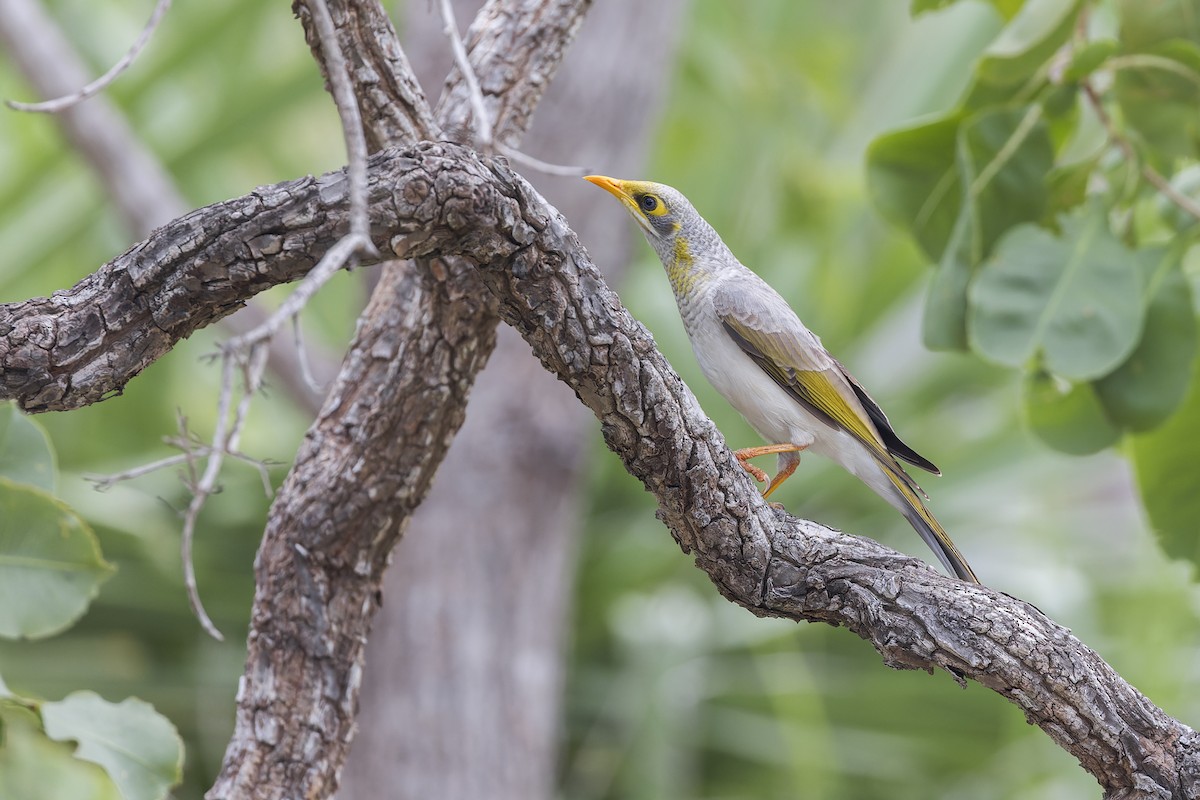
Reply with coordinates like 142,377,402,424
0,0,184,232
438,0,492,148
385,142,1200,800
1082,80,1200,222
0,0,337,411
208,1,596,795
435,0,589,176
4,136,1198,798
293,0,439,149
5,0,172,113
181,0,379,639
496,142,590,176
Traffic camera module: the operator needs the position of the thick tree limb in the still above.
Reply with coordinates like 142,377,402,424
338,2,686,796
435,0,589,148
0,0,335,412
385,142,1200,800
0,167,379,412
293,0,437,148
2,130,1196,797
205,1,591,797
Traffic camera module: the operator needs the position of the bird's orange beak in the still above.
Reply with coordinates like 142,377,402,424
583,174,629,200
585,175,643,220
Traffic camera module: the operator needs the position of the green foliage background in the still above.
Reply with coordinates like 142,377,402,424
0,1,1197,798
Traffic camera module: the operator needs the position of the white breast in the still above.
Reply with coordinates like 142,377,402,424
682,309,818,450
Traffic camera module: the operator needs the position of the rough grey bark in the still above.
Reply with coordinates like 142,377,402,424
202,1,591,798
337,2,686,798
0,167,365,412
379,141,1200,800
0,0,334,413
2,124,1198,800
2,2,1197,799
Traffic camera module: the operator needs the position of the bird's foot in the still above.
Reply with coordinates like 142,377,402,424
735,455,769,483
734,443,809,499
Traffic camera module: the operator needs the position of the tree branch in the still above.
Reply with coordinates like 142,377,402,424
4,0,171,114
435,0,591,148
391,142,1200,800
338,1,687,793
0,0,184,234
0,163,386,412
206,0,593,796
0,0,336,412
3,124,1196,796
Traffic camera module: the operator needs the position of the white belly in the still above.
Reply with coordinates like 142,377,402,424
686,317,818,449
683,314,900,503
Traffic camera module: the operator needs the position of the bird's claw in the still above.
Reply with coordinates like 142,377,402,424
737,460,769,483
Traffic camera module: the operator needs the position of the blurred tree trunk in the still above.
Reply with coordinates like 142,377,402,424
336,2,686,798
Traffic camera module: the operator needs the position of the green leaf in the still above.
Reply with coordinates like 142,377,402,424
867,111,965,262
1094,247,1197,430
1117,0,1200,51
0,712,121,800
968,208,1144,379
1023,371,1121,454
911,0,958,15
961,0,1083,108
923,204,974,351
1113,40,1200,160
988,0,1026,20
41,693,182,800
1131,359,1200,568
874,105,1054,351
914,0,1023,18
958,104,1054,260
867,105,1052,265
0,403,56,494
1065,39,1119,80
1155,163,1200,234
0,479,113,639
1045,155,1100,220
977,0,1082,85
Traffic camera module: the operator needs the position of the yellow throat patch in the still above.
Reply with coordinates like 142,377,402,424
667,232,701,296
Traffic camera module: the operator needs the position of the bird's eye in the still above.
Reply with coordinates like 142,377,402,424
639,194,659,213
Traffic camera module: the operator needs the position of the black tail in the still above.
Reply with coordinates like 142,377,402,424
887,470,979,583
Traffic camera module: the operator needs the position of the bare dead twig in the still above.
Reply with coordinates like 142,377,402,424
173,0,378,639
1082,80,1200,223
496,142,590,177
436,0,587,177
182,355,239,640
0,0,340,411
86,440,277,498
438,0,492,148
292,315,326,395
5,0,172,113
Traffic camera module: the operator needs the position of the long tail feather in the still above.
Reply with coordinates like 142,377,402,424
887,472,979,583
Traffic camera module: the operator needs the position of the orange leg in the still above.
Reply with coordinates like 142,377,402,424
762,458,798,499
734,443,808,497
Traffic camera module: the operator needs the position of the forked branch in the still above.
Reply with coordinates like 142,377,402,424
1,136,1195,799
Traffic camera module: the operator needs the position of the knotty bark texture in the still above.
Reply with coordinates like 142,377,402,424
338,2,686,798
2,2,1198,800
205,1,591,798
377,142,1200,800
3,135,1198,799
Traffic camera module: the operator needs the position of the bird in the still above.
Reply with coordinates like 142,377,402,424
584,175,979,584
